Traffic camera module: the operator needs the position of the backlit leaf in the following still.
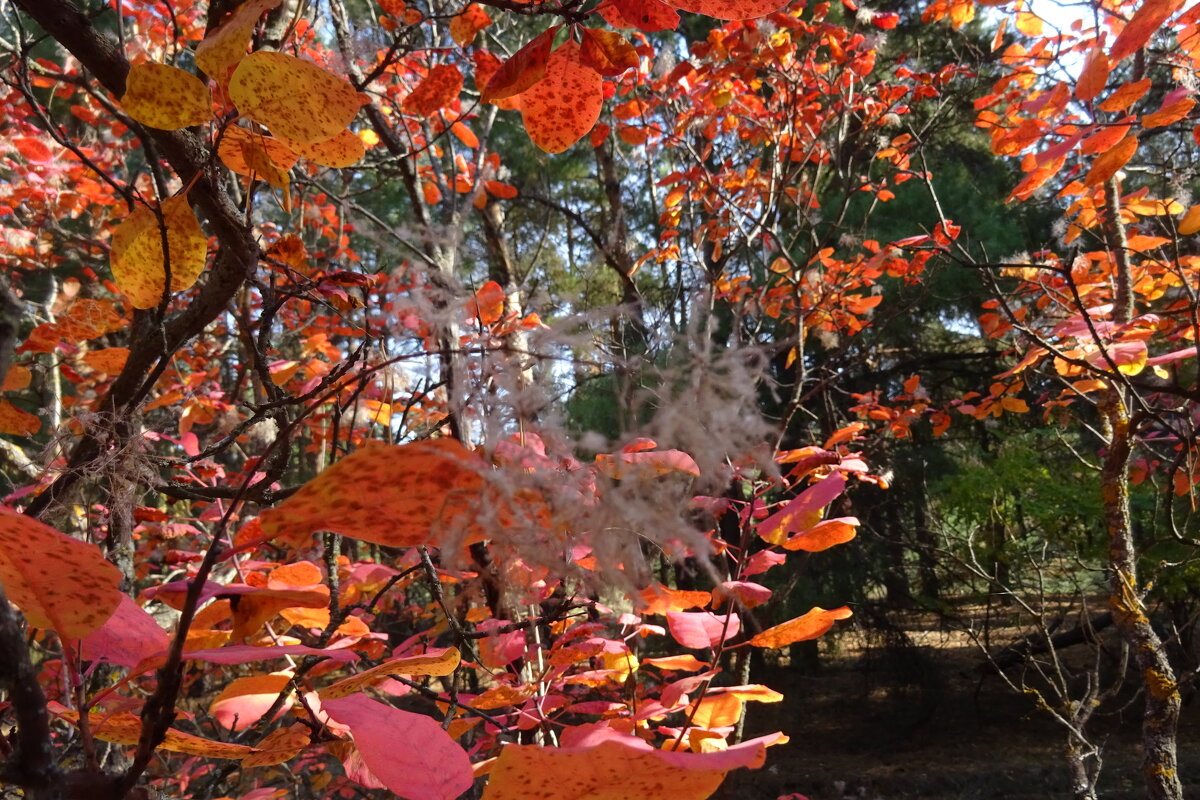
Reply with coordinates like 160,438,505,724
0,400,40,436
482,26,558,102
218,126,295,189
1179,204,1200,234
259,439,488,549
322,693,474,800
1109,0,1185,62
1,364,30,391
482,723,776,800
601,0,680,31
281,128,366,168
666,610,740,649
403,64,464,116
1075,49,1109,102
110,195,207,309
80,594,170,668
757,472,845,545
1083,134,1137,186
579,28,639,77
230,52,363,144
120,63,211,130
1098,79,1150,112
782,516,859,552
518,40,603,154
195,0,283,81
1142,92,1195,129
242,725,310,768
449,3,491,46
320,647,460,699
0,506,121,639
748,606,853,649
81,347,130,375
594,448,700,480
663,0,788,20
57,709,256,759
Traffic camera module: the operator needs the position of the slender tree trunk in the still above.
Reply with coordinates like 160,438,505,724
1100,388,1182,800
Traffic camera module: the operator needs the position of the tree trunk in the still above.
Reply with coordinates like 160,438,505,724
1100,388,1183,800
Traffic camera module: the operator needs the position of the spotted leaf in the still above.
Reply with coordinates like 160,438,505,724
229,52,363,144
110,195,207,309
518,40,603,154
195,0,284,82
0,506,121,639
120,63,212,130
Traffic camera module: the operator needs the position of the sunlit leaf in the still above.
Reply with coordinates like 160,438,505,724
120,63,211,130
242,725,309,768
320,647,460,699
663,0,788,20
80,594,169,668
280,128,366,168
110,195,207,309
782,516,859,552
0,506,121,639
1083,134,1137,186
211,671,293,730
195,0,283,81
403,64,464,116
482,722,777,800
1109,0,1185,62
518,40,604,153
81,347,130,375
482,26,558,102
1075,49,1109,102
57,709,256,759
601,0,680,31
230,52,364,144
579,28,639,77
449,3,491,46
757,473,845,545
748,606,853,649
218,126,295,189
666,610,740,649
0,400,40,436
259,439,488,549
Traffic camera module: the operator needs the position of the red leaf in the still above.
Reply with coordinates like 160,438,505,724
757,472,845,544
517,40,604,153
322,693,473,800
601,0,680,31
662,0,788,20
403,64,463,116
482,26,558,102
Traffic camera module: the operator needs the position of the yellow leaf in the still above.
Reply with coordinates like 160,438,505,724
230,52,364,144
110,196,208,309
58,709,256,759
242,725,309,768
195,0,284,82
121,63,212,130
280,128,365,168
319,647,460,699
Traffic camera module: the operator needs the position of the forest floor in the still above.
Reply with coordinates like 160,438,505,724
722,607,1200,800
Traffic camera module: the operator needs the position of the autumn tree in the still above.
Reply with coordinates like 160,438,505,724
0,0,976,797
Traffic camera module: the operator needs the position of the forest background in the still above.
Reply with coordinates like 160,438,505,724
0,0,1198,798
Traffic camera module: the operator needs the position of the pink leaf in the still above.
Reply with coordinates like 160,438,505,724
81,595,170,668
757,473,845,543
322,693,473,800
666,610,739,649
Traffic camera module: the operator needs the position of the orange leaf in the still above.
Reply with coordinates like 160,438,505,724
1075,49,1109,102
1142,93,1194,129
782,517,859,552
450,3,491,46
747,606,853,649
481,724,776,800
1178,204,1200,235
81,347,130,375
259,439,489,549
0,507,122,639
483,26,558,102
56,709,256,759
1,364,31,392
0,400,40,436
1098,79,1150,112
601,0,680,31
403,64,464,116
241,725,309,768
280,128,365,168
1109,0,1185,62
579,28,639,77
1083,134,1137,186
